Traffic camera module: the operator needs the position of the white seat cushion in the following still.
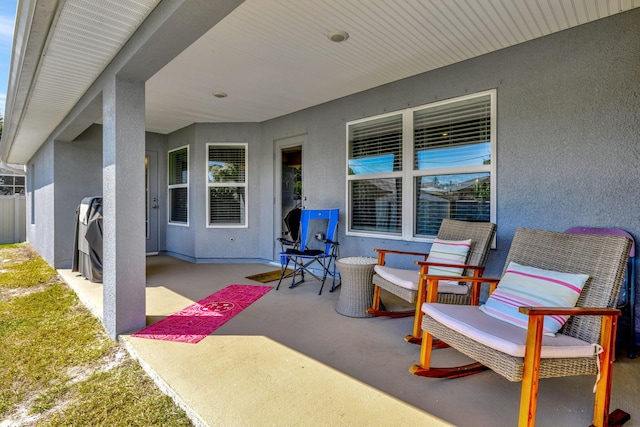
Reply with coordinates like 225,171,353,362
423,303,597,358
374,266,468,295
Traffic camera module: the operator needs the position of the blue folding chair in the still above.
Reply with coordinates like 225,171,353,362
277,209,340,295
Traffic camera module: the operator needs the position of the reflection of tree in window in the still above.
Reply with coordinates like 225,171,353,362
207,145,247,226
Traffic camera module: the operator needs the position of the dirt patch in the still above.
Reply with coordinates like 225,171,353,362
0,283,50,302
0,243,39,268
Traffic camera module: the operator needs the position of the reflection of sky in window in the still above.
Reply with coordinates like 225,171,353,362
416,142,490,170
419,172,489,191
349,154,394,175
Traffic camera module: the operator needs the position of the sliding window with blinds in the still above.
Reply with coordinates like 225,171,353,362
168,146,189,225
207,143,248,227
347,90,495,240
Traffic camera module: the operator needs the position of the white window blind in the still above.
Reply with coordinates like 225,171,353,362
347,114,403,235
414,94,492,237
207,143,247,227
346,91,495,240
348,114,403,175
168,146,188,225
414,95,491,170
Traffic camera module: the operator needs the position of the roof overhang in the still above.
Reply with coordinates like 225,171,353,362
2,0,638,165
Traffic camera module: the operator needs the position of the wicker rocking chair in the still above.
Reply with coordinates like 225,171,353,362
411,227,632,427
367,219,496,344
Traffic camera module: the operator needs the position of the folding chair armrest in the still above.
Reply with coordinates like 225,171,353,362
277,237,296,246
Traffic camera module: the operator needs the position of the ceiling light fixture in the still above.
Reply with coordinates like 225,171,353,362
327,30,349,42
213,92,228,98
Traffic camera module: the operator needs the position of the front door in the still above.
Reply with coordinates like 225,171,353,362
274,135,305,260
145,151,159,254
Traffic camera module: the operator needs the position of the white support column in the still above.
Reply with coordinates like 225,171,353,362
102,77,146,338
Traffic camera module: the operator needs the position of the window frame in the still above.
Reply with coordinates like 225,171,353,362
0,173,26,195
346,90,496,241
167,145,189,227
206,142,248,229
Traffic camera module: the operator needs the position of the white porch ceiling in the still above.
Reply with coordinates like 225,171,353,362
144,0,640,133
3,0,639,163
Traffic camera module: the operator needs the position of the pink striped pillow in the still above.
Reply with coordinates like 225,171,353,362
479,262,589,336
427,238,472,282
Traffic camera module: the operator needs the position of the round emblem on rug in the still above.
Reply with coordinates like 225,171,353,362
201,301,235,313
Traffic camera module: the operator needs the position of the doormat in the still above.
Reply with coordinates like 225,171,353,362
245,269,292,283
132,284,272,344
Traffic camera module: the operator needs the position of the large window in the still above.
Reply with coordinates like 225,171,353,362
207,143,247,228
168,146,189,225
347,90,495,240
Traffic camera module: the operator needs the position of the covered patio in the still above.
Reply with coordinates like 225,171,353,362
59,256,640,426
2,1,640,425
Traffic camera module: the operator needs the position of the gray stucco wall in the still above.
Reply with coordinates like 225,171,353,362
164,123,263,262
26,140,55,264
258,9,640,342
260,9,640,278
32,8,638,273
36,125,168,269
24,8,639,341
54,125,103,267
165,125,197,260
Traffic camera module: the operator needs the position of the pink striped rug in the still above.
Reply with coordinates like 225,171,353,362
132,284,272,344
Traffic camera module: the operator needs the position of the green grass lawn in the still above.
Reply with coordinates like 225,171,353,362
0,243,193,426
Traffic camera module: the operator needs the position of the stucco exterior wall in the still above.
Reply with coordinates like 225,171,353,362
34,125,168,268
26,140,55,264
163,123,263,262
193,123,263,261
260,8,640,278
53,125,103,268
165,125,197,260
23,8,639,340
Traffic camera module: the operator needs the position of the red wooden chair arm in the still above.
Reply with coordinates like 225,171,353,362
419,274,501,286
519,306,622,317
419,275,501,306
374,248,430,265
416,260,485,274
374,248,430,257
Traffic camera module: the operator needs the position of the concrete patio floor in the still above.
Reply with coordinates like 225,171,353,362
58,255,640,426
